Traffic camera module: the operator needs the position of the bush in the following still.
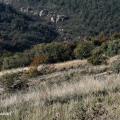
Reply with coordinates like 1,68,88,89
70,101,108,120
0,73,28,92
25,66,40,78
37,64,55,75
88,47,108,65
93,32,108,46
104,39,120,57
30,55,48,66
111,33,120,40
88,55,107,65
32,42,74,63
2,53,31,70
0,42,75,70
74,41,94,59
111,58,120,73
26,64,56,78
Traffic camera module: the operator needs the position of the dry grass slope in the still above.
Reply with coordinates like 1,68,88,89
0,56,120,120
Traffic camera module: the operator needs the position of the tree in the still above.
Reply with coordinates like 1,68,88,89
30,55,48,66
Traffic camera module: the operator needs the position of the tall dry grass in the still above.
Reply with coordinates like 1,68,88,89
0,72,120,120
0,56,120,120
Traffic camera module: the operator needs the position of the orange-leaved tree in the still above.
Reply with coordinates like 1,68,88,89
30,55,48,67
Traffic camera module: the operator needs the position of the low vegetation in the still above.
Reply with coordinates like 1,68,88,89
74,41,94,59
0,33,120,70
0,1,120,120
0,66,120,120
0,47,120,120
0,73,28,92
111,57,120,73
88,47,108,65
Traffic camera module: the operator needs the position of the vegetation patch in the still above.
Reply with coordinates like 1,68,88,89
0,73,28,92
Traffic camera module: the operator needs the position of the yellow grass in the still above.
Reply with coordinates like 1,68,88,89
53,59,88,70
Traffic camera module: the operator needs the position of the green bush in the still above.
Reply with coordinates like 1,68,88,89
0,42,75,70
104,39,120,57
88,55,107,65
111,58,120,73
74,41,94,59
31,42,75,63
2,53,31,70
111,33,120,40
88,47,107,65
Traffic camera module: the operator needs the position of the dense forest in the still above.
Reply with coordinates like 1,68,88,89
1,0,120,37
0,3,58,52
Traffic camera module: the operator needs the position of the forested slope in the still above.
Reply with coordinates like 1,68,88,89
0,3,58,52
1,0,120,36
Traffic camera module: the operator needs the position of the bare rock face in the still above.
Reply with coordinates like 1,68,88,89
20,7,35,14
20,7,50,18
56,15,69,23
0,0,69,24
50,16,55,23
39,9,48,17
50,14,69,23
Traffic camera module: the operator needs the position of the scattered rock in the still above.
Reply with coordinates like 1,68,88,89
39,9,48,17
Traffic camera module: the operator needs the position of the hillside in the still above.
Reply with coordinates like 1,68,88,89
0,1,120,120
1,0,120,37
0,56,120,120
0,3,58,52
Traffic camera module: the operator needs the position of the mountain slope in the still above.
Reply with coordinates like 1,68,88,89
1,0,120,37
0,3,58,52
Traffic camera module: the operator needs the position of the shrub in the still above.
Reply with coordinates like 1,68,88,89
111,33,120,40
2,53,31,70
111,58,120,73
88,47,108,65
74,41,94,59
93,32,108,46
30,55,48,66
25,64,56,78
0,73,28,92
25,66,40,78
0,42,75,70
88,55,107,65
32,42,74,63
92,47,104,55
37,64,56,75
104,39,120,57
70,100,108,120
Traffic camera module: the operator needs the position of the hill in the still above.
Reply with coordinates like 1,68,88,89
0,3,58,52
0,56,120,120
1,0,120,37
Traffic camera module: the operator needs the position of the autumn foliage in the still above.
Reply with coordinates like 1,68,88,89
30,55,48,67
